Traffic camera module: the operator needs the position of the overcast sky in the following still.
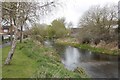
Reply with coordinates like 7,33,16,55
40,0,119,28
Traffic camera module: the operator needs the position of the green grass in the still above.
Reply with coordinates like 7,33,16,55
2,40,88,78
55,41,119,56
2,45,37,78
78,44,119,56
0,48,2,78
0,41,2,45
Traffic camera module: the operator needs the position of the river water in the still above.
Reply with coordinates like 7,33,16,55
44,41,119,78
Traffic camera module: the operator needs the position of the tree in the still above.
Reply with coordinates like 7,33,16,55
30,23,48,43
2,1,59,65
50,19,68,38
2,2,17,44
118,1,120,49
78,4,117,44
46,25,56,39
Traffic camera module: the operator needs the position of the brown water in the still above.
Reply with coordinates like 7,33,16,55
44,41,119,78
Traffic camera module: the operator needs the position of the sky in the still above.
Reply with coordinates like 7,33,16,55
39,0,119,28
1,0,119,28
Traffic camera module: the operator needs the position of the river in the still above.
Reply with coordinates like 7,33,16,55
44,40,119,78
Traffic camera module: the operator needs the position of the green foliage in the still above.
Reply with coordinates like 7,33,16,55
49,19,68,39
2,40,86,78
29,19,68,42
46,25,56,39
30,23,47,43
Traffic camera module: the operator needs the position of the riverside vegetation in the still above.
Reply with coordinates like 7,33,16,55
2,2,118,78
55,38,119,56
2,39,88,78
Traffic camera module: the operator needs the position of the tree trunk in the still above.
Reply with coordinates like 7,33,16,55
4,25,18,65
10,28,13,45
118,19,120,49
2,35,4,43
10,14,13,45
20,25,23,43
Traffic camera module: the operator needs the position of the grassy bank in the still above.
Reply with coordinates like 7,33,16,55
0,48,2,78
2,39,88,78
55,39,119,56
2,44,37,78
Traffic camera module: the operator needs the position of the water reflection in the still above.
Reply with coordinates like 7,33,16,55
44,41,118,78
44,40,53,47
62,46,80,71
59,45,118,78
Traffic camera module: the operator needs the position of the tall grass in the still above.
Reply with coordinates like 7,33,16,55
2,40,88,78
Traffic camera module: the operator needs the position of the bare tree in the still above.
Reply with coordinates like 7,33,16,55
78,4,117,43
118,1,120,49
2,1,60,65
